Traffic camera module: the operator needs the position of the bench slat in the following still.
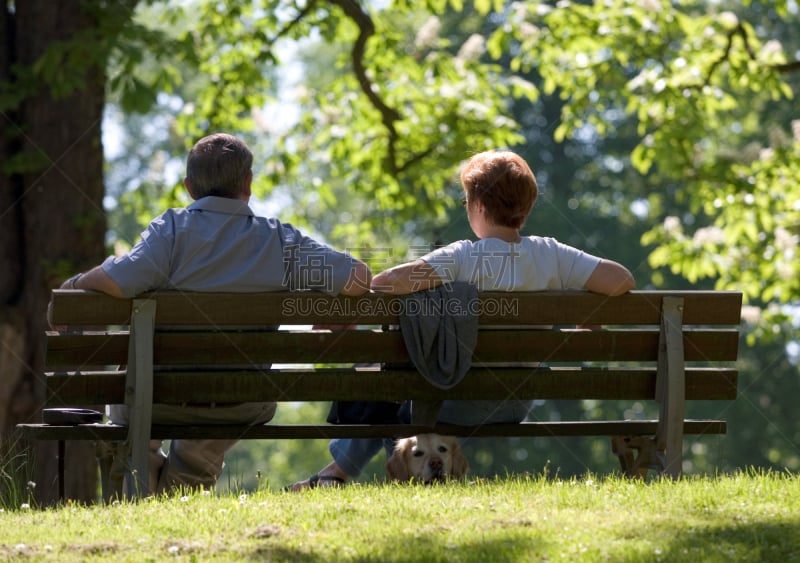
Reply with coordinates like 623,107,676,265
48,290,743,326
46,328,741,367
17,419,727,441
45,367,738,404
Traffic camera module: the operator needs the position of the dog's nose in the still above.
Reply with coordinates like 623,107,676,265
429,458,442,471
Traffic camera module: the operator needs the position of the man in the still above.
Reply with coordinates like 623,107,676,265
57,133,371,495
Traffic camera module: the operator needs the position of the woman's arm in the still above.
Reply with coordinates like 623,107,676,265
370,260,443,295
583,259,635,296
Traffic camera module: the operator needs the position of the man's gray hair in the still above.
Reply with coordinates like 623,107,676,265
186,133,253,199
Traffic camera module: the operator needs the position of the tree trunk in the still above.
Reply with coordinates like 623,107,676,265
1,0,110,505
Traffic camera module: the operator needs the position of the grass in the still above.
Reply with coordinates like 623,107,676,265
0,470,798,562
0,438,35,512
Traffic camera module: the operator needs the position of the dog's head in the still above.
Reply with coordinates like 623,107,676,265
385,434,469,483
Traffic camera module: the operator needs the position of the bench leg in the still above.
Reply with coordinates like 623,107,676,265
57,440,65,501
611,436,666,479
655,296,686,479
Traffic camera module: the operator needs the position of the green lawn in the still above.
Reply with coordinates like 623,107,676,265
1,471,798,562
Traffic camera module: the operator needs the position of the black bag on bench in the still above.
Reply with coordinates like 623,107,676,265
42,408,104,425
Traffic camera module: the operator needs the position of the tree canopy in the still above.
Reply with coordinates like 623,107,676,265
96,0,800,332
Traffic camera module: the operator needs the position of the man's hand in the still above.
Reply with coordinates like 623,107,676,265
47,299,65,332
339,259,372,296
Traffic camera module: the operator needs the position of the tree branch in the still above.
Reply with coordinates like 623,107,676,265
705,23,799,82
330,0,402,174
703,23,753,85
271,0,320,47
774,60,800,73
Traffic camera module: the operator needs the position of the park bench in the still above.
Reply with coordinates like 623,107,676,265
18,289,742,499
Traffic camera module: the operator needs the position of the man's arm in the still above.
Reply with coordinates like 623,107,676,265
338,259,373,296
371,260,443,295
583,259,635,296
60,265,125,298
50,265,125,330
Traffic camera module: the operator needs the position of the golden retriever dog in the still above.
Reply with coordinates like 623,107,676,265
385,434,469,483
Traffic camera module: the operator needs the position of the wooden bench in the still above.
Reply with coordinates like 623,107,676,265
18,289,742,498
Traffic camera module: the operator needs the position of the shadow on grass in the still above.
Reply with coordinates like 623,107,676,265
250,528,546,561
656,520,800,561
247,519,800,561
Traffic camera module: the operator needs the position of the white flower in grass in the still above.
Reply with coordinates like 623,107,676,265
167,545,179,555
180,496,189,502
201,490,211,496
20,503,30,510
239,493,248,504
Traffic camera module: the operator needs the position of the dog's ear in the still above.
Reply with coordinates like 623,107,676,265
450,442,469,478
386,443,411,481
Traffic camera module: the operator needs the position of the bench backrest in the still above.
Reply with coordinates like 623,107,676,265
46,290,741,406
